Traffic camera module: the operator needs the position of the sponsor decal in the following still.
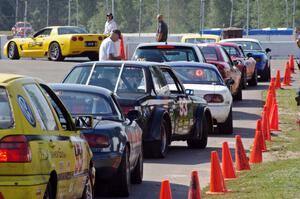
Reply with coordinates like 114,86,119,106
17,95,36,127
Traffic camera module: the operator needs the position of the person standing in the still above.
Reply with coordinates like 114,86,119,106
104,13,118,34
156,14,168,42
99,29,122,61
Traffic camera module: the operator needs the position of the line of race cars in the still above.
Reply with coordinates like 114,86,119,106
1,26,272,198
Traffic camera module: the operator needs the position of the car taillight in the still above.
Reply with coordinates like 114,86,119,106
0,135,31,163
78,36,84,41
0,192,4,199
98,36,103,41
71,36,77,41
204,94,224,103
121,106,134,115
84,134,110,148
156,46,175,49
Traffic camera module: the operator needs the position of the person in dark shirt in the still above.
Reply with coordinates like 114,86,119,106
156,14,168,42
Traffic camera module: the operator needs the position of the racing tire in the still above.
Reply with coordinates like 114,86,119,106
110,146,131,197
48,42,65,61
81,172,94,199
260,63,271,82
248,68,258,86
217,107,233,134
43,181,55,199
187,116,208,149
241,68,248,89
131,151,143,184
7,42,20,60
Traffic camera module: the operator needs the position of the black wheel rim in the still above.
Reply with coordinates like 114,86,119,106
50,44,59,59
8,43,15,58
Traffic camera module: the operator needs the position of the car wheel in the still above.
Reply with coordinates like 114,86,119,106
131,151,143,184
43,181,54,199
242,68,247,89
187,116,208,149
110,146,131,197
248,68,258,86
8,42,20,60
217,107,233,134
48,42,64,61
261,63,271,82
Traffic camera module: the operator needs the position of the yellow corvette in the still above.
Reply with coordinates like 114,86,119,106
0,74,94,199
3,26,107,61
181,34,221,44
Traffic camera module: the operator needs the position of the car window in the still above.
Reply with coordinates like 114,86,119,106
150,66,170,96
222,46,241,57
64,65,93,84
58,27,88,35
172,66,223,85
200,46,219,61
185,38,216,44
0,88,14,129
23,84,58,131
232,41,262,51
34,29,52,37
161,69,184,94
220,47,231,65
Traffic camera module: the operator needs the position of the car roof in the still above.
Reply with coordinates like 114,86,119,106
182,34,220,39
49,83,112,96
43,26,84,29
136,42,198,48
0,73,24,84
198,43,220,48
218,42,241,48
73,60,170,69
220,38,259,43
166,61,217,70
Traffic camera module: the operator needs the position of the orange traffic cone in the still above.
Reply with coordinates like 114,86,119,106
275,70,282,89
160,180,172,199
206,151,228,195
188,170,202,199
289,54,296,73
257,119,267,152
235,135,251,171
282,62,291,86
222,142,237,180
262,107,271,141
119,34,126,60
270,103,281,131
249,120,263,164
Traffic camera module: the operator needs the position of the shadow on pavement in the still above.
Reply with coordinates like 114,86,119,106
233,99,264,108
246,84,269,91
233,110,261,121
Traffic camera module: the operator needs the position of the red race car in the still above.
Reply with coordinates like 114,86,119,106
218,42,257,87
198,43,242,101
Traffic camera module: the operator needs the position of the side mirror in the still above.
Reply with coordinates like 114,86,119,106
185,89,194,96
127,110,141,122
265,48,271,53
246,52,253,57
74,115,93,129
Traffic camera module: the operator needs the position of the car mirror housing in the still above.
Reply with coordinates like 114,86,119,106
185,89,194,96
127,110,141,122
74,115,93,130
265,48,271,53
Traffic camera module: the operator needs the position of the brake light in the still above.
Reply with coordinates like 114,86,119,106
0,135,31,163
98,36,103,41
156,46,175,49
71,36,77,41
121,106,134,115
204,94,224,103
84,134,110,148
195,69,204,77
78,36,84,41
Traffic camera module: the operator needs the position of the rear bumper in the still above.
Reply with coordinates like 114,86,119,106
0,175,49,199
93,152,122,180
208,104,231,123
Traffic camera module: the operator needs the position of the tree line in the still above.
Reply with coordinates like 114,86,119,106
0,0,299,33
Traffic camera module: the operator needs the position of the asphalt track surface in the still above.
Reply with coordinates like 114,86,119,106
0,58,287,199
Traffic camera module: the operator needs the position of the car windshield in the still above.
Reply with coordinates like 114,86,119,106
172,66,223,85
132,46,199,62
230,41,262,51
222,46,241,57
200,46,219,61
185,38,216,44
58,27,88,35
0,88,14,129
55,90,114,116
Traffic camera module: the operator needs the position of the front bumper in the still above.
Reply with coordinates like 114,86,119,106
208,104,231,123
93,152,122,180
0,175,49,199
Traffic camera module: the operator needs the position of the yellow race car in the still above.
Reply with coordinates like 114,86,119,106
181,34,221,44
0,74,95,199
3,26,107,61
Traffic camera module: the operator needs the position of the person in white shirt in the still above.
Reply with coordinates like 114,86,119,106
104,13,118,34
99,29,122,61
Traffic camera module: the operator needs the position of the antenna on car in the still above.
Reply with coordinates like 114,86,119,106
114,63,125,94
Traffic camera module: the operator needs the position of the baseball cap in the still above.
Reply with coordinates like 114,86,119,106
106,13,113,17
112,29,121,38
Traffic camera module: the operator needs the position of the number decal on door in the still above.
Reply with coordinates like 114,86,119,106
74,142,84,175
178,98,188,117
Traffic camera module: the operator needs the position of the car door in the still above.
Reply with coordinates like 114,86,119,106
40,83,90,198
24,28,52,57
160,67,194,135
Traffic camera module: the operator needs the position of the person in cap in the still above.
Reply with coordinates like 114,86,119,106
99,29,122,61
156,14,168,42
104,13,118,34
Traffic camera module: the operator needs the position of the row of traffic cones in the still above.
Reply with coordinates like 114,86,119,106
159,56,295,198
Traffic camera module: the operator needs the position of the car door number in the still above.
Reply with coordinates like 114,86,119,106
178,97,188,117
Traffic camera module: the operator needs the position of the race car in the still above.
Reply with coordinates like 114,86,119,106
0,74,94,199
181,34,221,44
4,26,107,61
50,83,143,197
166,62,233,134
63,61,213,158
220,38,271,81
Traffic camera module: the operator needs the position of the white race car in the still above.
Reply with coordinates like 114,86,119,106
167,62,233,134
